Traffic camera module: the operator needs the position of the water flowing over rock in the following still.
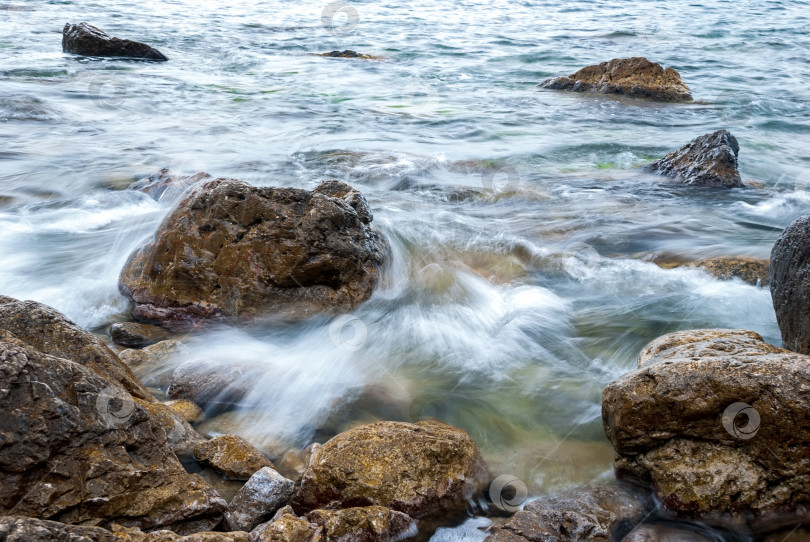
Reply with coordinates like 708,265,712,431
602,329,810,524
0,305,226,530
484,486,644,542
129,169,213,202
770,214,810,355
539,57,692,102
194,435,276,481
644,130,743,188
167,358,263,408
118,179,390,331
62,23,168,60
110,321,171,348
292,420,489,520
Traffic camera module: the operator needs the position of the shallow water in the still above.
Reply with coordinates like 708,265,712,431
2,0,809,538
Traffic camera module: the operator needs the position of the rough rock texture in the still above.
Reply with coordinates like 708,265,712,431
194,435,276,480
292,420,489,519
112,524,249,541
110,322,171,348
771,214,810,355
0,516,119,541
318,50,374,59
250,508,323,542
164,398,205,423
695,257,769,286
484,486,643,542
602,329,810,520
119,179,389,331
0,333,226,530
167,359,263,407
225,467,296,532
539,57,692,103
63,23,168,60
129,169,212,202
305,507,416,542
119,339,187,389
645,130,743,188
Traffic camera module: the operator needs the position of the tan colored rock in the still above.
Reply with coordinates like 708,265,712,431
0,516,119,541
119,339,187,388
110,321,171,348
194,435,276,480
656,256,769,285
305,506,416,542
112,523,249,541
539,57,692,102
292,420,489,519
164,398,205,423
250,509,323,542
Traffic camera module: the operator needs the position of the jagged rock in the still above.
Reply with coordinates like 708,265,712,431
167,359,263,408
484,486,644,542
225,467,296,532
118,179,389,331
292,420,489,519
129,169,212,202
249,507,323,542
112,523,249,541
305,506,416,542
317,50,374,59
0,516,118,541
62,23,168,60
164,398,205,423
194,435,276,480
602,329,810,523
645,130,743,188
119,339,187,389
660,256,770,286
771,214,810,355
110,322,171,348
539,57,692,103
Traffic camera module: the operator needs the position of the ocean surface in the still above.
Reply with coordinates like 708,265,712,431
2,0,809,538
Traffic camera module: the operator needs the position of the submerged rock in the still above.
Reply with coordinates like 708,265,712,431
539,57,692,103
110,321,171,348
164,398,205,423
167,358,264,408
225,467,296,532
119,339,187,389
317,50,375,59
292,420,489,519
194,435,276,480
645,130,743,188
770,214,810,355
118,179,390,330
484,486,644,542
602,329,810,522
62,23,168,60
129,169,213,202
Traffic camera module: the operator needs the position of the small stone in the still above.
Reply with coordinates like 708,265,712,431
164,398,205,423
110,322,171,348
119,339,187,389
194,435,276,480
645,130,743,188
249,510,323,542
62,22,168,60
225,467,296,532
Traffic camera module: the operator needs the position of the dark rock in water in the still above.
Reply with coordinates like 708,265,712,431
194,435,276,481
539,57,692,103
318,50,374,59
225,467,296,532
0,516,119,541
63,23,168,60
0,307,226,530
602,329,810,523
484,486,644,542
771,214,810,355
129,168,213,202
118,179,390,330
110,321,171,347
645,130,743,188
168,358,264,408
292,420,489,520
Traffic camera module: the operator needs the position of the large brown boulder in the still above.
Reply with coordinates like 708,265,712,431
645,130,743,188
602,329,810,524
484,486,643,542
539,57,692,103
119,179,390,330
771,214,810,354
292,420,489,520
62,23,168,60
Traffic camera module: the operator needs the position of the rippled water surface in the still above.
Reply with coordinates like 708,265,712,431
2,0,810,538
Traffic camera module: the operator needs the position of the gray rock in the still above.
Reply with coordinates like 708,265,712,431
129,169,213,202
110,321,171,348
770,214,810,354
167,358,264,408
645,130,743,188
62,22,168,60
119,339,187,389
0,516,118,541
226,467,296,532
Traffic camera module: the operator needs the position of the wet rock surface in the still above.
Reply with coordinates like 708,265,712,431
602,329,810,522
167,358,263,408
0,306,226,530
129,169,213,202
110,321,171,348
539,57,692,102
225,467,296,532
645,130,743,188
249,507,323,542
317,50,376,59
771,214,810,354
62,23,168,60
484,486,644,542
119,179,390,330
194,435,276,480
119,339,187,389
658,256,769,286
164,398,205,423
292,420,489,519
305,506,416,542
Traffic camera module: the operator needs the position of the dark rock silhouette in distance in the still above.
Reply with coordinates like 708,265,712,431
63,22,168,60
